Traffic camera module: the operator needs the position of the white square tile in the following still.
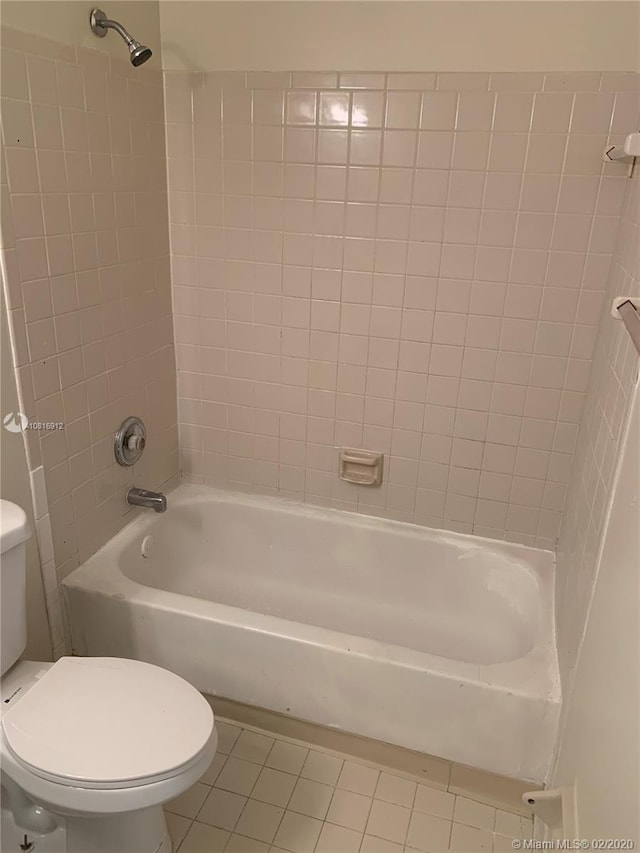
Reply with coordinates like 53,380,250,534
315,822,363,853
413,785,455,819
215,757,261,796
449,822,493,852
375,772,417,808
199,788,247,831
366,799,411,844
288,777,333,820
217,722,242,755
273,810,323,853
200,753,227,786
453,796,495,831
405,810,452,852
266,741,308,775
232,731,275,765
326,788,372,832
361,834,404,853
337,761,380,796
234,800,284,844
179,820,230,853
166,781,210,819
494,810,532,838
300,750,343,786
252,768,298,807
225,834,271,852
164,812,191,849
493,833,519,852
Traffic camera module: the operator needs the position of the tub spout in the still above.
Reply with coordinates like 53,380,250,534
127,487,167,513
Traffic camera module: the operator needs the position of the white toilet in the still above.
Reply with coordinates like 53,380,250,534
0,500,218,853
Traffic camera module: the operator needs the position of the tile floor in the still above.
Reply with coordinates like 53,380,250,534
166,720,532,853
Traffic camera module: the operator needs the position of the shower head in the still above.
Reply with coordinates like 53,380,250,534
128,41,153,67
89,8,153,67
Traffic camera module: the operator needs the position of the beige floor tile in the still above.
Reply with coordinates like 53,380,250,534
453,796,495,831
217,722,242,755
206,716,537,852
234,800,285,844
405,810,452,852
337,761,380,796
449,821,493,852
252,767,298,808
361,834,404,853
167,782,211,819
300,750,343,786
366,799,411,844
288,777,334,820
326,787,372,832
225,833,271,852
273,810,323,853
215,757,262,796
315,822,363,853
179,821,230,853
413,784,455,820
232,731,276,765
201,753,228,786
266,740,309,774
199,788,248,832
164,812,191,849
376,772,418,808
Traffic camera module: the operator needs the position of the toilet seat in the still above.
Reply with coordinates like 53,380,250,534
2,656,214,790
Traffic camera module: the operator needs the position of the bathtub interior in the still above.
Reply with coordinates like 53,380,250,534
118,488,548,666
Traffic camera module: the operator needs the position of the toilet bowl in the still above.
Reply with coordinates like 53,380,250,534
0,499,219,851
1,656,218,853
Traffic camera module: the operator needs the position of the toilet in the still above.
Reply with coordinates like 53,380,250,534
0,500,218,853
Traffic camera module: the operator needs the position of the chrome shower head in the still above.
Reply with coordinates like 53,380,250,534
129,41,153,67
90,8,153,67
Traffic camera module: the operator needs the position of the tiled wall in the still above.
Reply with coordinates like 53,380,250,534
165,69,638,547
0,25,177,650
555,170,639,689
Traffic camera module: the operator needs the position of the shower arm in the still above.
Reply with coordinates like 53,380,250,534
90,9,136,46
98,18,136,46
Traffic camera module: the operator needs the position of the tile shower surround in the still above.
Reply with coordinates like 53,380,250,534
0,26,178,651
165,69,639,547
555,172,639,690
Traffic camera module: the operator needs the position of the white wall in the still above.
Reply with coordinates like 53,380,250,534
159,1,640,72
1,0,162,68
552,384,639,839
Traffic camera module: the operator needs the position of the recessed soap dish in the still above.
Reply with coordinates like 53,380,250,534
339,448,384,486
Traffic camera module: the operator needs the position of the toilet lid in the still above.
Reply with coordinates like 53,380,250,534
1,657,214,787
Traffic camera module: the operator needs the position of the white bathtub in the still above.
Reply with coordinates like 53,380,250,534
63,484,560,783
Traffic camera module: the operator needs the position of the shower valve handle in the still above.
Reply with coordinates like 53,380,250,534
127,434,146,453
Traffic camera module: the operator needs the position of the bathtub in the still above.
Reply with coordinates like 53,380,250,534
62,484,560,783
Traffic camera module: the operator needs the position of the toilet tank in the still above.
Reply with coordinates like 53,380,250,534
0,500,31,675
